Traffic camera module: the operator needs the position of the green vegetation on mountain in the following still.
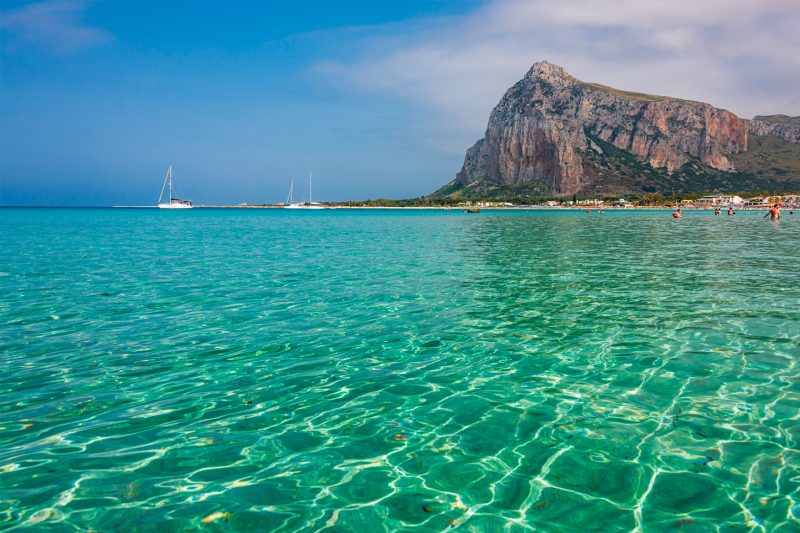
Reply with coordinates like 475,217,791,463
430,178,549,201
583,131,800,194
581,82,669,103
731,135,800,181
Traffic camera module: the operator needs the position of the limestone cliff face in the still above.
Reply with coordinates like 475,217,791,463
454,61,758,195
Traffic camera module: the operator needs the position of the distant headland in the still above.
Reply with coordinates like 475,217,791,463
430,61,800,200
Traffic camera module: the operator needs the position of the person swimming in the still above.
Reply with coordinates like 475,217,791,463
672,207,682,219
763,203,781,220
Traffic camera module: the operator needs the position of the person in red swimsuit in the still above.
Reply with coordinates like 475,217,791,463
763,203,781,220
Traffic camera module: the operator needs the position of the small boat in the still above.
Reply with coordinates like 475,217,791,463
284,171,325,209
157,165,193,209
465,207,481,213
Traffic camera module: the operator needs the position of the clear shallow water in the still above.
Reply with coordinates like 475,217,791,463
1,208,798,532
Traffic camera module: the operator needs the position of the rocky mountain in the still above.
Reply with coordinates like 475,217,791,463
433,61,800,198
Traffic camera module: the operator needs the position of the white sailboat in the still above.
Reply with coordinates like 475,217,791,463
157,165,193,209
284,179,301,208
283,171,325,209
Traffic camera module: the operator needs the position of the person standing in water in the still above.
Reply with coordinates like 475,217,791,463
672,207,682,219
715,207,720,216
727,206,735,216
763,203,782,220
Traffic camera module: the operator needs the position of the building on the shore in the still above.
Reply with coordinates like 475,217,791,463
476,201,513,207
763,196,784,205
782,195,799,208
745,195,792,207
613,198,633,207
744,197,765,207
458,201,514,208
697,194,743,205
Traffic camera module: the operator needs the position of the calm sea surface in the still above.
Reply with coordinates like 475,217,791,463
1,208,798,531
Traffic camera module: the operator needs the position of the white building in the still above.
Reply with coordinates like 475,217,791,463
698,194,743,205
475,201,514,207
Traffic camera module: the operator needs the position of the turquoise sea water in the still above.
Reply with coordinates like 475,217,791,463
1,208,799,532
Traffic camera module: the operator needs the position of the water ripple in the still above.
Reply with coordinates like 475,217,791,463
1,208,798,531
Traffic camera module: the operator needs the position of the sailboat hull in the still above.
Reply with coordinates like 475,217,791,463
158,202,193,209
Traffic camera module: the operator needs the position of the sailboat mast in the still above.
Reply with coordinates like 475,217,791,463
158,165,170,204
309,170,312,204
169,165,173,201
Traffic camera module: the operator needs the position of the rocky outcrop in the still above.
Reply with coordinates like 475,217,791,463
446,61,798,196
748,117,800,144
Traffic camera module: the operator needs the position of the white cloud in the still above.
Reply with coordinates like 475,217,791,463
1,0,111,54
313,0,800,143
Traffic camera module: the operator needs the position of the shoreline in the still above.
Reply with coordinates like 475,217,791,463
108,205,780,211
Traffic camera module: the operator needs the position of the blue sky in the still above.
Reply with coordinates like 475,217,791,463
2,0,799,205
